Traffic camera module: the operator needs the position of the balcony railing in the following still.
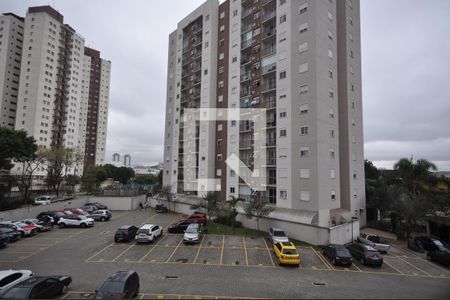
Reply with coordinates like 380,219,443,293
261,63,276,74
240,72,251,82
262,10,276,22
266,120,276,127
239,140,252,149
261,47,276,57
240,124,251,132
267,158,276,165
267,177,277,185
261,100,276,109
262,82,276,92
242,8,253,18
241,39,253,50
266,138,276,147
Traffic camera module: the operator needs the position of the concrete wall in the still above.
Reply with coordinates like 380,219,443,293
0,194,147,221
329,221,360,245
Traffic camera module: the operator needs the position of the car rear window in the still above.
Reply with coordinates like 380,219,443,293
274,230,286,236
282,249,298,255
337,249,350,256
137,229,149,235
368,236,381,243
117,229,128,234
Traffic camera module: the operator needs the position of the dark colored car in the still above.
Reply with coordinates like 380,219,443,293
36,211,66,225
181,213,207,226
86,202,108,210
0,228,21,242
408,236,447,253
168,220,199,233
114,226,139,243
322,244,353,266
0,232,8,248
155,204,168,213
95,270,140,299
347,243,383,266
0,275,71,299
428,245,450,267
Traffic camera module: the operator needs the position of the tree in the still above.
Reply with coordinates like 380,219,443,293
158,185,175,211
16,150,46,204
202,191,219,221
115,167,135,184
81,166,103,194
394,158,437,198
0,126,37,171
43,147,82,197
226,195,241,233
65,175,81,193
243,199,275,232
134,174,157,185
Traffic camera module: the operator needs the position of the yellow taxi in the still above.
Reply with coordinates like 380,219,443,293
273,242,300,266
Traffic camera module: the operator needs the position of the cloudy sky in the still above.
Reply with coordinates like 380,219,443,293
1,0,449,171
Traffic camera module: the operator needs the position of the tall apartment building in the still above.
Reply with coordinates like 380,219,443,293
163,0,366,229
0,13,24,128
0,6,111,177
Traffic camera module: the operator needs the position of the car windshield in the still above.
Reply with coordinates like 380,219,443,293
186,228,198,233
78,216,87,220
433,240,444,247
3,287,29,299
92,211,102,214
282,249,298,255
368,236,381,243
337,249,351,256
274,230,286,236
98,282,123,295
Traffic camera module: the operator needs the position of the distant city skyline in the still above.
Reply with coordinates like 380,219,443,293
1,0,449,171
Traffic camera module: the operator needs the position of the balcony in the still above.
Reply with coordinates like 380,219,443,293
241,23,253,34
242,8,253,19
261,63,276,75
267,158,276,166
266,120,276,128
262,10,276,23
262,0,275,7
240,124,251,132
240,72,252,82
261,29,276,41
261,47,276,57
266,138,276,147
262,82,276,93
241,39,253,50
261,100,276,109
240,89,252,98
239,140,252,149
267,177,276,185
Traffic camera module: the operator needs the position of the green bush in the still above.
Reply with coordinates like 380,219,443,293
214,215,242,228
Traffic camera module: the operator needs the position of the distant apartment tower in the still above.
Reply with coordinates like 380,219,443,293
1,6,111,177
112,153,121,163
123,154,131,167
165,0,366,228
0,13,24,128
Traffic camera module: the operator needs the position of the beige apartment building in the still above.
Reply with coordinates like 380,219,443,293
163,0,366,241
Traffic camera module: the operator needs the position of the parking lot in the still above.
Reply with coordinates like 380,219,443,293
1,209,449,298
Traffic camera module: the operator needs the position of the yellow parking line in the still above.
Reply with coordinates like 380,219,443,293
396,256,432,277
192,235,206,264
112,243,136,262
138,234,167,262
242,236,249,266
352,262,362,271
383,259,404,275
263,238,275,267
165,238,183,263
86,243,115,262
220,235,225,265
312,247,333,270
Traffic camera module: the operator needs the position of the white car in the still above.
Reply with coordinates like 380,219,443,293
34,195,53,205
0,270,33,292
135,224,163,243
58,215,94,228
357,233,390,253
268,227,289,244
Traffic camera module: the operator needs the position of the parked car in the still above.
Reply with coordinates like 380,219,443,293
408,236,447,253
322,244,353,266
94,270,140,299
135,224,162,243
12,222,39,236
427,245,450,267
62,208,88,216
82,205,98,213
168,220,199,233
347,243,383,266
183,223,202,244
357,233,390,253
36,211,65,225
181,213,207,225
89,210,112,222
0,232,8,248
0,270,33,293
0,228,21,242
155,204,168,213
0,275,71,299
58,215,94,228
268,227,289,244
0,222,26,238
115,225,139,243
21,219,52,232
34,195,53,205
273,242,300,266
86,202,108,210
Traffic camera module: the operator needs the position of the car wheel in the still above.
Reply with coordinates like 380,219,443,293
150,236,155,243
59,223,65,228
360,258,365,265
80,223,87,228
159,230,163,237
100,217,106,222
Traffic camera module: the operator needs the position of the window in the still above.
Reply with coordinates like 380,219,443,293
218,67,224,74
349,33,354,41
280,129,287,137
230,187,235,193
220,25,225,32
204,69,208,75
300,191,310,201
330,148,335,159
352,101,355,109
299,63,308,73
230,170,236,177
300,126,308,135
232,56,237,63
216,169,222,176
330,128,335,138
331,191,336,200
299,3,308,14
352,152,356,161
329,108,334,118
218,95,223,102
299,104,309,114
233,9,238,17
328,70,333,78
218,81,224,88
279,71,286,79
299,22,308,33
352,118,356,126
350,50,354,58
279,110,287,118
300,169,310,178
300,147,309,157
205,14,210,21
328,30,333,40
220,12,225,19
329,89,334,98
328,11,333,21
352,135,356,143
218,124,223,131
217,154,222,161
330,169,336,179
280,0,286,5
349,16,353,25
280,15,286,24
299,84,308,94
280,190,287,199
298,42,308,53
205,41,209,48
353,172,357,179
231,120,236,126
328,49,333,59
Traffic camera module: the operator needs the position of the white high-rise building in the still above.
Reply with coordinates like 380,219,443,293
163,0,366,241
0,13,24,128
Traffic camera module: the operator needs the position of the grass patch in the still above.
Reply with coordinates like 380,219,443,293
205,222,265,237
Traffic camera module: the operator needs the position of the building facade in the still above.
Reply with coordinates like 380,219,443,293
165,0,366,229
0,6,110,177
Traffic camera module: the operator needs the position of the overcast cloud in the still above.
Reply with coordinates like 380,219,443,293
1,0,449,171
